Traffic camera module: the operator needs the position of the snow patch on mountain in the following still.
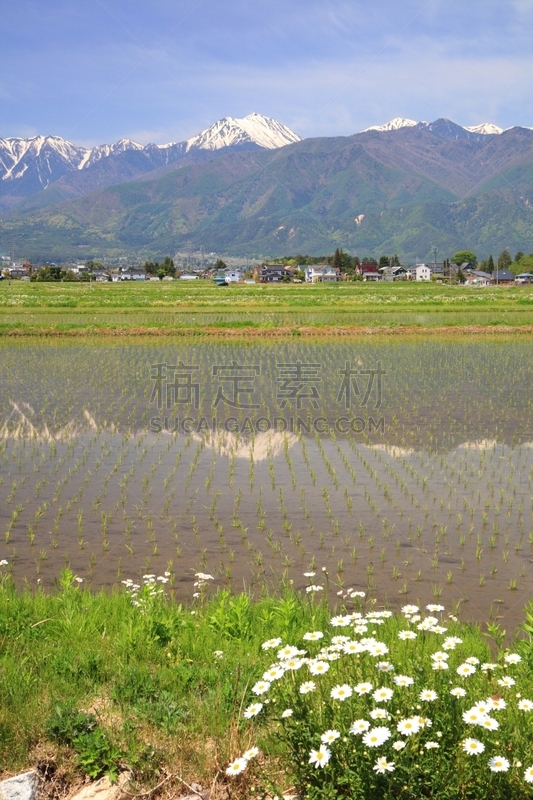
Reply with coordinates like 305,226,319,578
185,113,301,151
362,118,418,133
464,122,504,135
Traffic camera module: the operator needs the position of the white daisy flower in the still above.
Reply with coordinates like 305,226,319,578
373,757,395,774
426,604,445,612
303,571,316,577
243,703,263,718
518,699,533,711
504,653,521,664
262,637,282,650
402,605,419,614
320,729,341,744
462,738,485,755
350,719,370,734
306,585,324,593
353,623,369,634
281,709,293,718
419,689,438,702
343,641,365,654
425,741,440,749
480,716,499,731
242,747,259,761
462,710,487,725
331,635,350,644
309,660,330,676
362,726,391,747
397,717,421,736
431,651,449,662
354,682,373,695
398,630,417,640
226,757,247,776
370,708,391,720
450,687,467,697
392,740,406,751
497,676,515,688
278,645,300,660
252,681,271,695
524,766,533,783
488,756,509,772
331,684,353,701
465,657,480,665
263,666,285,681
299,681,316,694
431,661,449,671
394,675,415,687
457,663,476,677
309,746,331,768
481,663,499,671
376,661,395,672
303,631,324,641
442,636,462,650
369,643,389,657
373,687,394,703
284,658,305,671
487,697,507,711
331,615,351,627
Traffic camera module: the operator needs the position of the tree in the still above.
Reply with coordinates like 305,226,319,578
515,252,525,263
162,256,176,276
214,259,227,270
497,249,512,270
456,268,466,284
486,254,494,273
379,256,390,269
452,251,477,267
332,248,343,271
391,254,401,267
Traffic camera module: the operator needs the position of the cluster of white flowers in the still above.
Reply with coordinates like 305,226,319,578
121,573,170,610
225,746,260,776
193,572,214,598
226,598,533,787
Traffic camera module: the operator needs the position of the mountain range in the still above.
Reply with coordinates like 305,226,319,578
0,114,300,211
2,114,533,261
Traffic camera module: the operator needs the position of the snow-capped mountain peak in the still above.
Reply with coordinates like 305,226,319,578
81,138,144,168
185,113,301,151
362,117,418,133
464,122,504,135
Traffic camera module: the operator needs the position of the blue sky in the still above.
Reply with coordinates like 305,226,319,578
2,0,533,146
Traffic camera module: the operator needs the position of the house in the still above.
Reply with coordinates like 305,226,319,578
491,270,515,285
304,265,340,283
379,266,407,281
224,269,244,284
361,269,381,281
465,270,491,286
120,267,146,281
260,264,287,282
515,273,533,284
426,262,445,276
412,264,431,281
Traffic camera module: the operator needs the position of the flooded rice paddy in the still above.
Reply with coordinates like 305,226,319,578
1,337,533,630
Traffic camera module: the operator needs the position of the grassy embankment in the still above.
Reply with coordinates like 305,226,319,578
1,282,533,335
2,567,533,800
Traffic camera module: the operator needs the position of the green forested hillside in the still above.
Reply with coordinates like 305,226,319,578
4,126,533,260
